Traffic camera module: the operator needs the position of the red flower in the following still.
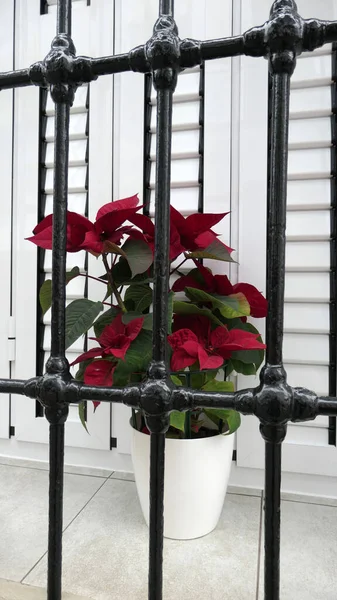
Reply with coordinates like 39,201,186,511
26,211,93,252
168,315,266,371
173,264,267,318
27,195,142,256
128,213,185,261
80,195,142,255
170,206,233,255
71,313,144,372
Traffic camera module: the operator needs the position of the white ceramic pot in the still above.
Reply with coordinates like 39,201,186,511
131,423,234,540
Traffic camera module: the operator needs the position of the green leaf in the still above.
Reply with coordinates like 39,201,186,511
204,408,241,435
186,239,235,263
114,330,152,379
170,375,183,386
172,301,224,326
170,411,186,432
122,312,153,330
39,266,80,315
124,284,152,313
185,287,250,319
230,359,257,376
110,257,153,286
122,238,153,278
93,307,120,338
78,401,89,433
202,379,235,393
65,299,103,349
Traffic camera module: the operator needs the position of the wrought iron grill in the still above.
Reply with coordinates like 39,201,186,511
2,0,337,598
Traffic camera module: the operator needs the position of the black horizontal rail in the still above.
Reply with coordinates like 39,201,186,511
1,1,337,600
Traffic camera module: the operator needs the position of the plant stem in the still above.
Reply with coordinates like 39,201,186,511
102,254,127,313
79,272,107,285
170,256,187,276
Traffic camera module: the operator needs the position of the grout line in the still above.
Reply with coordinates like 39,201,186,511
20,477,109,584
281,497,337,509
255,492,264,600
0,461,112,479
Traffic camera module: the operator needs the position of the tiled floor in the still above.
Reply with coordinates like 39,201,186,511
0,459,336,599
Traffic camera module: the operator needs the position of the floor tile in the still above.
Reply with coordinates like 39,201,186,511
25,480,262,600
0,465,106,582
0,578,92,600
258,500,337,599
110,471,135,482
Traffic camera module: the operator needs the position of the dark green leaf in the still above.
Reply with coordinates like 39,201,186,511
230,359,257,376
78,401,89,433
93,307,120,338
186,239,235,263
173,301,224,326
114,330,152,379
122,312,153,330
65,299,103,350
39,266,80,315
185,287,250,319
124,284,152,313
202,379,235,393
204,408,241,434
122,238,153,278
170,411,186,432
110,257,153,286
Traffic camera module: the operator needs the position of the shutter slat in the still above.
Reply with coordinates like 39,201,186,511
287,179,331,210
283,333,329,364
290,86,332,119
289,117,331,149
285,272,330,302
284,303,329,334
288,148,330,179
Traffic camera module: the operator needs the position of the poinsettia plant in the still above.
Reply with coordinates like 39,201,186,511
27,194,267,438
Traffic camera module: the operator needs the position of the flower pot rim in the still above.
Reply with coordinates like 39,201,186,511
129,419,234,441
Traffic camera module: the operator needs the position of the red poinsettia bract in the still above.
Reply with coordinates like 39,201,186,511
168,315,266,371
170,206,234,256
70,314,144,385
128,213,185,261
173,264,267,318
26,195,142,255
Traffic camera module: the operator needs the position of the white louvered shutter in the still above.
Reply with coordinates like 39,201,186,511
237,0,337,478
113,0,233,454
12,0,114,451
0,1,15,440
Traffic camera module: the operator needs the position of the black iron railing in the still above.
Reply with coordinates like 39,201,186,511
2,1,337,599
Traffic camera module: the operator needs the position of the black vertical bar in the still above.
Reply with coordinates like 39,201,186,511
143,74,152,217
50,102,70,358
265,73,290,366
329,44,337,445
262,426,283,600
57,0,71,36
47,423,66,600
148,432,166,600
152,88,173,363
198,63,205,214
262,69,291,600
159,0,173,16
148,85,173,600
46,3,72,599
